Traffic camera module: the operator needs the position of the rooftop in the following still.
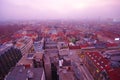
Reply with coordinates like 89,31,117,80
5,66,44,80
15,37,32,49
86,51,120,80
59,49,69,56
59,68,75,80
17,53,43,67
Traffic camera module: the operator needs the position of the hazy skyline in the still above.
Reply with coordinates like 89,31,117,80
0,0,120,21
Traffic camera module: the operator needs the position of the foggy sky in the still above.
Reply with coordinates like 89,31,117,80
0,0,120,21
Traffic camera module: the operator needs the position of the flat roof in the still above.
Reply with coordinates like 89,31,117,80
59,49,69,56
5,66,44,80
59,69,75,80
17,53,43,66
34,53,43,59
17,54,33,66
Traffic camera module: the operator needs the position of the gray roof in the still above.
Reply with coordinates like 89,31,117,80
5,66,44,80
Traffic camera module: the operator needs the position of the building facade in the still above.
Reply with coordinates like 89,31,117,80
0,44,22,80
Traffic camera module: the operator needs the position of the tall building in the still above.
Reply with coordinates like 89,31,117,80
44,54,51,80
0,44,22,80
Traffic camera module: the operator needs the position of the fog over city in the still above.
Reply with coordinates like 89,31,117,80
0,0,120,21
1,1,120,80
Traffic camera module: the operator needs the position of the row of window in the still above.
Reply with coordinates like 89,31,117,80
84,55,109,80
0,47,22,80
